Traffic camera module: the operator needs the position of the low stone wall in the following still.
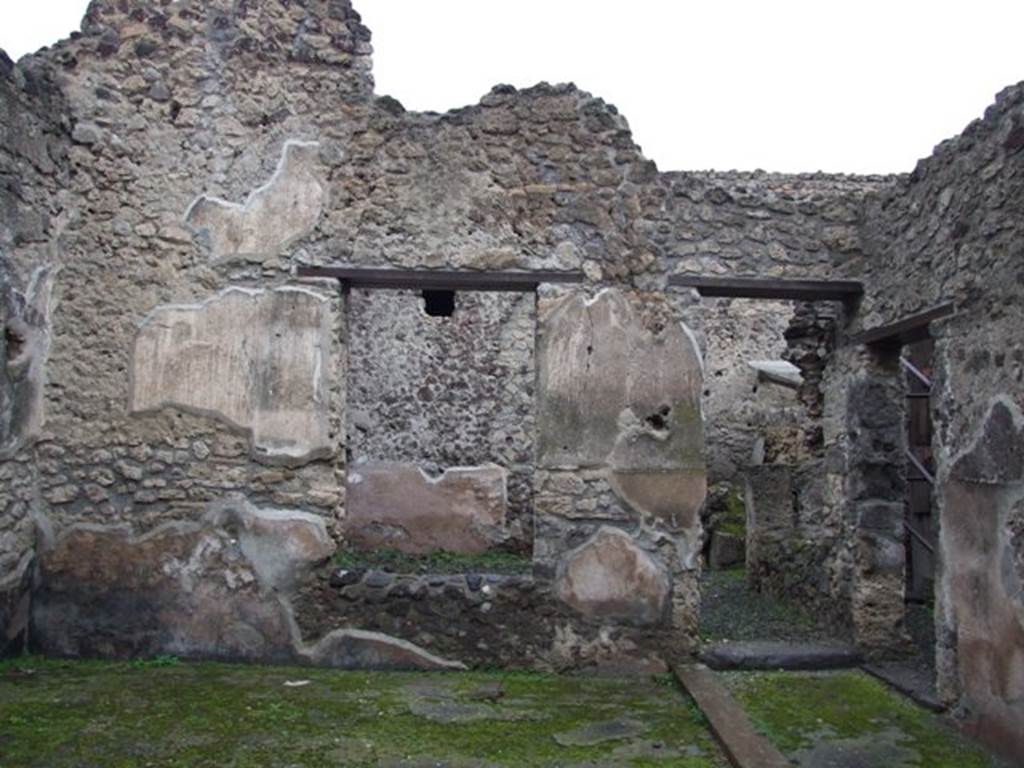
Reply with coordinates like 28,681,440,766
295,566,673,672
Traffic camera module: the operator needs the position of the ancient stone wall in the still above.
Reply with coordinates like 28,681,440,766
0,0,988,680
0,51,70,656
656,171,892,280
1,0,368,661
847,82,1024,760
346,288,535,550
701,298,803,482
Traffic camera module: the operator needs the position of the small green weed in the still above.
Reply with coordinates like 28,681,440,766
129,655,181,669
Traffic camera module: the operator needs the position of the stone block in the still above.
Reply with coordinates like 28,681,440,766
185,140,325,262
344,462,507,554
131,287,334,465
701,641,862,671
554,527,670,626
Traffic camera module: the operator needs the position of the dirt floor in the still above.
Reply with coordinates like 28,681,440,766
0,657,728,767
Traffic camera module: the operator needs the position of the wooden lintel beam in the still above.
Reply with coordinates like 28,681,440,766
852,303,955,347
295,265,584,292
668,275,864,301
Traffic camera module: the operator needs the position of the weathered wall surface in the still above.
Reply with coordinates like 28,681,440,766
344,463,509,554
296,564,672,673
1,0,369,660
701,298,803,481
847,82,1024,760
817,345,910,653
0,51,70,656
8,0,1012,687
535,286,706,653
1,3,370,576
657,171,891,280
130,286,336,465
346,288,535,549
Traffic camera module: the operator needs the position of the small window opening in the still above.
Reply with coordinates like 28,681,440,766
422,289,455,317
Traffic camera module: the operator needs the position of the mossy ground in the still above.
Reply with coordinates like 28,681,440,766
0,657,727,767
333,548,532,575
720,669,1008,767
699,567,827,644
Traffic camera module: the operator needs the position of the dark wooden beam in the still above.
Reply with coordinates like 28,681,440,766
851,303,955,347
295,265,584,292
668,275,863,301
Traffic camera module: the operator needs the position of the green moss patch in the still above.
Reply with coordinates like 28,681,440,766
333,547,532,575
0,657,728,767
720,669,1005,767
717,485,746,538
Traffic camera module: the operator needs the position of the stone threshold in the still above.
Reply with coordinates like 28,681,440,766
672,663,790,768
700,640,862,671
862,661,945,713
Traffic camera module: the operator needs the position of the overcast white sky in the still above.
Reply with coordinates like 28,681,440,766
3,1,1023,174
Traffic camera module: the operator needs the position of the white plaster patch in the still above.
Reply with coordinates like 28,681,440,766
185,140,326,262
130,286,334,465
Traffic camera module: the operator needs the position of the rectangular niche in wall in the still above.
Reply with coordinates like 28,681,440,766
344,288,536,554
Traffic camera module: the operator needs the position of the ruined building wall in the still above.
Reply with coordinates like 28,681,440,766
701,298,802,482
346,289,536,551
0,53,70,655
742,300,855,628
0,0,916,673
658,171,893,499
655,171,891,279
9,0,367,662
848,83,1024,761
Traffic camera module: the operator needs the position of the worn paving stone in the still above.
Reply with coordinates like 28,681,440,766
407,697,500,724
553,717,647,747
862,661,944,712
701,641,862,671
791,726,922,768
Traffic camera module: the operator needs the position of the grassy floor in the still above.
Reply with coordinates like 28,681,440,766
0,657,728,767
720,669,1008,768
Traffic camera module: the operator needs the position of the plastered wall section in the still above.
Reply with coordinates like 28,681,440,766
0,0,901,667
0,53,70,656
847,82,1024,761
